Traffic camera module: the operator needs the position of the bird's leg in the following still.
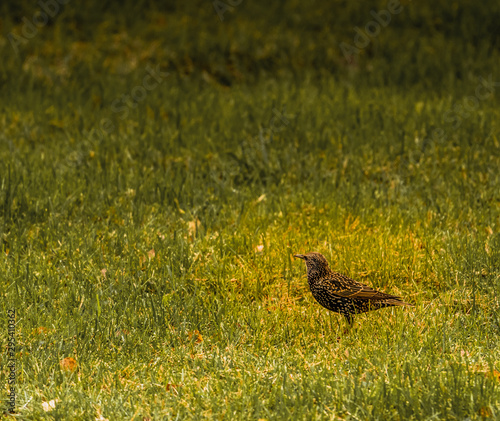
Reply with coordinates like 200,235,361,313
343,313,354,334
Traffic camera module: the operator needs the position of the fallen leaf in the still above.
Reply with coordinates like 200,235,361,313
34,326,49,335
60,357,77,372
115,329,130,337
42,399,59,412
479,407,492,417
166,383,180,392
487,370,500,382
188,330,203,343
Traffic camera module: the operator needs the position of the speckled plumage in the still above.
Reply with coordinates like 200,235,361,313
294,252,413,325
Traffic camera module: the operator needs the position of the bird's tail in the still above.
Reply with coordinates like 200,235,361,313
385,298,414,307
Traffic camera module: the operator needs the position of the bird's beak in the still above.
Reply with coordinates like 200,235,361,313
293,254,306,259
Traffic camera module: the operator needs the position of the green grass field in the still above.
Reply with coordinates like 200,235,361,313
1,0,500,419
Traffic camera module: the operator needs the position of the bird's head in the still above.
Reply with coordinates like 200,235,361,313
293,252,331,274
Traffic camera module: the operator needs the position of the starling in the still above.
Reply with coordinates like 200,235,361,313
294,252,413,325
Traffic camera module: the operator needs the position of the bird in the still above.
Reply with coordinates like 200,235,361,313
294,252,413,326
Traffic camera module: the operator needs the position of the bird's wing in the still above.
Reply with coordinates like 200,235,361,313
328,273,402,301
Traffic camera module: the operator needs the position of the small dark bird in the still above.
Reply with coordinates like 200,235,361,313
294,252,413,326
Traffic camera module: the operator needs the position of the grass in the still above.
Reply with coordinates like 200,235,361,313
1,0,500,419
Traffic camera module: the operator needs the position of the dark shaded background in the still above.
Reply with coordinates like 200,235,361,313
2,0,500,91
